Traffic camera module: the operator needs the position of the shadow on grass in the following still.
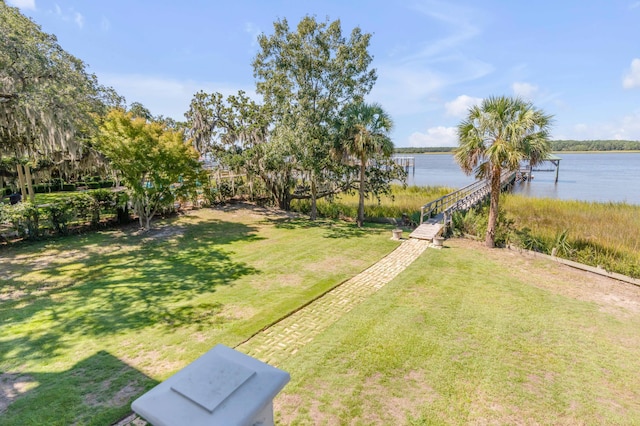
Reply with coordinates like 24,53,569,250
0,219,261,363
1,350,157,425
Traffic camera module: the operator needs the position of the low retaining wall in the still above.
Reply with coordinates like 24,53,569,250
506,245,640,287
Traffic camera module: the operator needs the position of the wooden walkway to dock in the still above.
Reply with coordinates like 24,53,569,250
410,171,516,240
409,215,444,240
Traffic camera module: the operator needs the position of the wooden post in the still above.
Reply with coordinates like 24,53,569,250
554,160,559,183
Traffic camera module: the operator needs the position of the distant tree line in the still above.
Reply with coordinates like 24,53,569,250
550,140,640,151
394,140,640,154
394,147,455,154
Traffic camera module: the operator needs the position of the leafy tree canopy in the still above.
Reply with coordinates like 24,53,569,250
97,109,202,229
0,2,121,160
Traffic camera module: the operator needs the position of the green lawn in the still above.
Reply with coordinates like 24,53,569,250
3,207,639,425
276,239,640,425
0,206,399,425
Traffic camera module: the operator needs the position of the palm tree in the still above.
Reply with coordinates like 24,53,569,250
454,96,552,248
337,102,394,227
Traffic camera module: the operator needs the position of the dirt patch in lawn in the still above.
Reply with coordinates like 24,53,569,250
448,238,640,318
0,373,38,413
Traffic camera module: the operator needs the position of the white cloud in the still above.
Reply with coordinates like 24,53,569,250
370,66,446,116
74,12,84,29
101,17,111,32
6,0,36,10
512,82,539,99
408,126,458,147
445,95,482,117
244,22,261,48
370,1,492,118
98,73,256,120
50,5,84,29
623,58,640,89
566,110,640,140
408,1,482,60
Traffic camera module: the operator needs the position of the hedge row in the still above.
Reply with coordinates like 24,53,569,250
1,180,116,196
0,189,130,240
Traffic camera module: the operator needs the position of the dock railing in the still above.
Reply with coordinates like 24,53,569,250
419,170,516,226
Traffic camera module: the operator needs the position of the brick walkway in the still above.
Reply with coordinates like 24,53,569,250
235,238,430,366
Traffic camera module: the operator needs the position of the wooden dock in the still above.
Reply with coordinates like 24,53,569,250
411,170,517,240
392,156,415,175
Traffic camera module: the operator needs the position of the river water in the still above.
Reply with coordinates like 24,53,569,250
399,152,640,205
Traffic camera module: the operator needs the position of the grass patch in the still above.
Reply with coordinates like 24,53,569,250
277,239,640,424
0,206,399,425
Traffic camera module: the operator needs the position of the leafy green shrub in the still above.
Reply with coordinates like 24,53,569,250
1,202,41,239
101,180,115,188
62,183,76,191
509,227,547,252
87,189,117,227
46,199,76,235
87,182,101,189
69,193,99,226
449,205,512,247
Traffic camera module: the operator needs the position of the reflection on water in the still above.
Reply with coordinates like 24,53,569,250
399,152,640,205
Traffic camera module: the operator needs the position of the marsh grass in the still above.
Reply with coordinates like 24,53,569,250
0,207,398,425
292,185,640,277
291,184,453,222
502,195,640,277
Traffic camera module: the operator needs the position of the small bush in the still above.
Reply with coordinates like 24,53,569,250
2,202,41,239
46,199,76,235
62,183,76,191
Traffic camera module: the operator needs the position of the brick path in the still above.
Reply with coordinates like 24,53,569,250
235,238,430,366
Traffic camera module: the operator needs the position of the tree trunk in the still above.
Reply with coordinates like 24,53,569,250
485,167,502,248
309,176,318,221
16,164,27,201
357,159,366,228
278,191,291,211
24,164,35,203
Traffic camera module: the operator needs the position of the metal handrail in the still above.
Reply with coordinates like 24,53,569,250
419,171,516,224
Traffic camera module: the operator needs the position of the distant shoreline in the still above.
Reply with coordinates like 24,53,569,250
393,150,640,155
395,139,640,154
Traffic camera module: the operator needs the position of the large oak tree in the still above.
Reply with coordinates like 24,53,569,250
252,16,376,218
0,3,119,200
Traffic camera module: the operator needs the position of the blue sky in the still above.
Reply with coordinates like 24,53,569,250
7,0,640,147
